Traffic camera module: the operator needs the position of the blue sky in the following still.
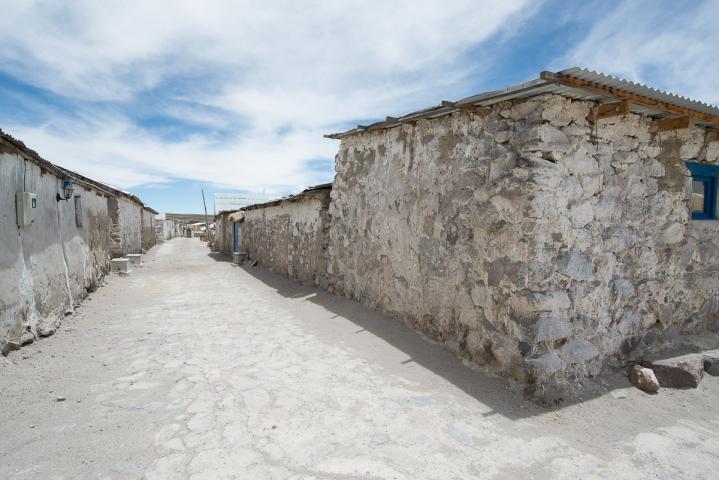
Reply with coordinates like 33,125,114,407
1,0,717,213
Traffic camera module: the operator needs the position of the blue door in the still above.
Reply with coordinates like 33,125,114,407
233,222,239,253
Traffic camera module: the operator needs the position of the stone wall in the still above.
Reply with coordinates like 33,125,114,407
240,189,331,286
214,212,236,256
108,196,143,257
1,148,111,353
157,219,181,241
141,208,156,251
327,93,719,388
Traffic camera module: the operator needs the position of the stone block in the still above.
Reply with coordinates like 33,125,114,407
642,354,704,389
526,352,562,379
537,314,572,342
558,250,593,281
37,325,55,337
510,290,571,313
628,365,660,393
1,339,20,356
560,338,599,364
127,254,143,266
559,143,598,174
660,222,685,246
703,350,719,376
110,258,130,273
233,252,248,265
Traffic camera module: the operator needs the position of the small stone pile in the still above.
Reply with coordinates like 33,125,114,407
628,349,719,392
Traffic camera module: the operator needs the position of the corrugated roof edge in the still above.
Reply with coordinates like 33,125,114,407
240,182,332,212
0,127,159,213
325,67,719,139
558,67,719,115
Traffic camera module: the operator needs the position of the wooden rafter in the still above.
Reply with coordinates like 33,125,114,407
656,116,693,132
540,71,719,127
586,100,630,123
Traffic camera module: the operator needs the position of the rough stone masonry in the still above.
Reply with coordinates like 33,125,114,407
239,187,332,287
327,93,719,390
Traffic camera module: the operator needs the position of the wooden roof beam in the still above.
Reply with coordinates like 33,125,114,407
587,100,630,124
656,116,693,132
540,71,719,127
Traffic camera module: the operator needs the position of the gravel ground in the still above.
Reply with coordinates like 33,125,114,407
1,237,718,479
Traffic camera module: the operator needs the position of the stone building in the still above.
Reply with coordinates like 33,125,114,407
156,218,183,242
214,210,243,256
235,184,332,286
0,129,157,355
224,68,719,389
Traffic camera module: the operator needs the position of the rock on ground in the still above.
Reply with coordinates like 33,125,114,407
628,365,660,393
704,350,719,376
642,354,704,389
20,332,34,346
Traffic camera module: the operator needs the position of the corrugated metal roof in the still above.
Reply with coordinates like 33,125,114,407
241,182,332,212
559,67,719,118
325,67,719,139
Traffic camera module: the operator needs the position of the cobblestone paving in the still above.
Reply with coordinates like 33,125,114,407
2,238,719,479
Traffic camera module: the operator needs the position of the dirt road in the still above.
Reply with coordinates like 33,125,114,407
1,238,718,479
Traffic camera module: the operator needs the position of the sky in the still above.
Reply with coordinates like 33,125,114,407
1,0,717,213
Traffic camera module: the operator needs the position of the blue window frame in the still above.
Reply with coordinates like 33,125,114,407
233,221,239,253
686,161,719,220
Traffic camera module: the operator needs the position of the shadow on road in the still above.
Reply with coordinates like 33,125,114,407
206,253,577,419
206,251,718,421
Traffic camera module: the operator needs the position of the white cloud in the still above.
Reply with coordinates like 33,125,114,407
563,0,719,105
9,118,337,194
0,0,531,192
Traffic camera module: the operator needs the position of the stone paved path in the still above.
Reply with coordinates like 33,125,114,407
2,238,719,479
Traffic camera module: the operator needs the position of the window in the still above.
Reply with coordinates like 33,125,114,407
686,161,718,220
74,195,83,227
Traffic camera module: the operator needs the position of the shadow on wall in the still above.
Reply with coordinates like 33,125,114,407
207,253,637,420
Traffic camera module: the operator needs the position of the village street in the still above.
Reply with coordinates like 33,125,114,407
1,238,718,480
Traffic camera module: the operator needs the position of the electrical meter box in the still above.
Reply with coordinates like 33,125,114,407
16,192,37,227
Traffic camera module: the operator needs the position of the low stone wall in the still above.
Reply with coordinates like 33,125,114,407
327,94,719,388
240,188,331,286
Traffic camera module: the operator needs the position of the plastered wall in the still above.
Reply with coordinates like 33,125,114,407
1,150,111,352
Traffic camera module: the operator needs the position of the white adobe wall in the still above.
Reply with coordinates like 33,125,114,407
1,149,111,352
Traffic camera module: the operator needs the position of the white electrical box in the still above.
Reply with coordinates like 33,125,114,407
16,192,37,227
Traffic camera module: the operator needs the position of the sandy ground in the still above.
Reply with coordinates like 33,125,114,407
1,238,718,480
